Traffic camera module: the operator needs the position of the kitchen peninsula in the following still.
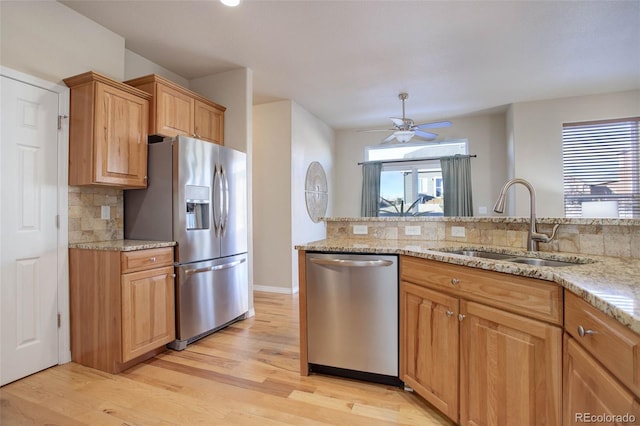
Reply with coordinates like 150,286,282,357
296,216,640,426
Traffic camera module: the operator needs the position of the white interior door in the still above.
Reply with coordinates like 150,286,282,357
1,75,60,385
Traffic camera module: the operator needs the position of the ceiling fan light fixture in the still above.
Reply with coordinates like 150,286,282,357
394,131,414,143
220,0,240,6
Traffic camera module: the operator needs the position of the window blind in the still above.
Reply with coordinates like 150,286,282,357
562,118,640,218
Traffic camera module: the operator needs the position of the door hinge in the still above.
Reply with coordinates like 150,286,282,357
55,214,60,229
57,313,61,328
58,115,68,130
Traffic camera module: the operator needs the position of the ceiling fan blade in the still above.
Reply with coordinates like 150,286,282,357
390,117,405,127
415,120,452,130
357,128,397,133
414,130,438,140
381,133,397,144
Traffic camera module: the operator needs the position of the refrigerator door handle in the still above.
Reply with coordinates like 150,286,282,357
183,257,247,275
212,166,222,237
221,167,230,237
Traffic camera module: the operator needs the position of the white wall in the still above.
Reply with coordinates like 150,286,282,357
290,102,334,291
509,90,640,217
333,111,508,217
124,50,189,87
253,101,293,292
0,1,125,81
253,100,334,293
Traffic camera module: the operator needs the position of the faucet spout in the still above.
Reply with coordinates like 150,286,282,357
493,178,556,251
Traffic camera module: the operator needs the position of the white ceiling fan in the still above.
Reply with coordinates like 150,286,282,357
360,92,452,144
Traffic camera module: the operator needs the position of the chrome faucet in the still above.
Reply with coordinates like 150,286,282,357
493,178,559,251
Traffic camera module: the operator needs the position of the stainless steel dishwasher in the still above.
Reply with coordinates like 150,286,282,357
305,252,401,386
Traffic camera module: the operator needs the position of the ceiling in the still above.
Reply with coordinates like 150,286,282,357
61,0,640,130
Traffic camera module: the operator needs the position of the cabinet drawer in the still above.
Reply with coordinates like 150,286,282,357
121,247,174,273
400,256,562,325
565,291,640,398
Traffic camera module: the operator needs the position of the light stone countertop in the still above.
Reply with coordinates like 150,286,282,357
69,239,176,252
296,238,640,334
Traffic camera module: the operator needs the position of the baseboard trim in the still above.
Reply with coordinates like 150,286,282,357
253,285,296,294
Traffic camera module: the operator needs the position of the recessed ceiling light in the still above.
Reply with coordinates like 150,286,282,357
220,0,240,6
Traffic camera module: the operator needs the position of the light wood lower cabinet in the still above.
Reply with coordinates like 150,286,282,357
401,282,459,422
69,247,175,373
563,291,640,424
400,255,562,426
460,300,561,426
563,335,640,425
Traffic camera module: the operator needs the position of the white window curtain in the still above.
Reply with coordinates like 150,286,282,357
361,162,382,217
440,155,473,216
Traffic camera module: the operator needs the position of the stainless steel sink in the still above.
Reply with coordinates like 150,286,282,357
506,257,579,267
440,249,587,267
445,250,517,260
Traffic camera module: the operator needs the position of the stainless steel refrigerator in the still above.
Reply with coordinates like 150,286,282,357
124,135,248,350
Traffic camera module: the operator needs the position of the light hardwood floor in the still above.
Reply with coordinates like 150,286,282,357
1,292,452,425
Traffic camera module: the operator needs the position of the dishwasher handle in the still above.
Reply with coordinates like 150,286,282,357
309,257,394,268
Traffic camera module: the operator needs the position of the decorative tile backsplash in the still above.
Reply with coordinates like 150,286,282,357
324,217,640,259
68,186,123,244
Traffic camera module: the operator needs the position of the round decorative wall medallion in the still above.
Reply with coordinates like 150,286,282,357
304,161,328,223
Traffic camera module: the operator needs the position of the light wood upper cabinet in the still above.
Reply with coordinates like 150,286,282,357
400,255,562,426
64,71,151,189
124,74,226,145
69,246,175,374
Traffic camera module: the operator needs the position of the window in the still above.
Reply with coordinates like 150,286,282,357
365,140,468,216
562,118,639,218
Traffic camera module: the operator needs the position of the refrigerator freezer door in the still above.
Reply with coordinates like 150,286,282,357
174,136,219,264
173,253,248,348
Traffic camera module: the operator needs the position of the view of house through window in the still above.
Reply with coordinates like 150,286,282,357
562,118,639,218
365,140,468,216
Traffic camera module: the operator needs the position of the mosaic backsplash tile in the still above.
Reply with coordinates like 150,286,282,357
324,217,640,259
68,186,123,244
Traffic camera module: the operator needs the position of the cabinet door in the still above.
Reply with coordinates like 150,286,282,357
460,300,562,426
94,82,148,188
401,281,459,422
121,266,175,363
564,336,640,425
155,83,193,137
194,99,224,144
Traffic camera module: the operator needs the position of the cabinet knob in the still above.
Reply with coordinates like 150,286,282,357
171,274,176,278
458,314,466,321
446,310,454,317
149,257,157,262
577,325,595,337
450,278,460,286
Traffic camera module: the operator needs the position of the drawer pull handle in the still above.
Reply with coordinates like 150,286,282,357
446,310,454,317
451,278,460,286
458,314,466,321
149,257,157,262
577,325,595,337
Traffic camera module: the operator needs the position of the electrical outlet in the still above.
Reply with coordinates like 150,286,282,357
352,225,368,235
451,226,466,238
404,225,421,236
101,205,110,220
478,206,488,215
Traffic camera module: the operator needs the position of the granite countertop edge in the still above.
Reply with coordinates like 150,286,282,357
296,239,640,334
69,239,176,251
